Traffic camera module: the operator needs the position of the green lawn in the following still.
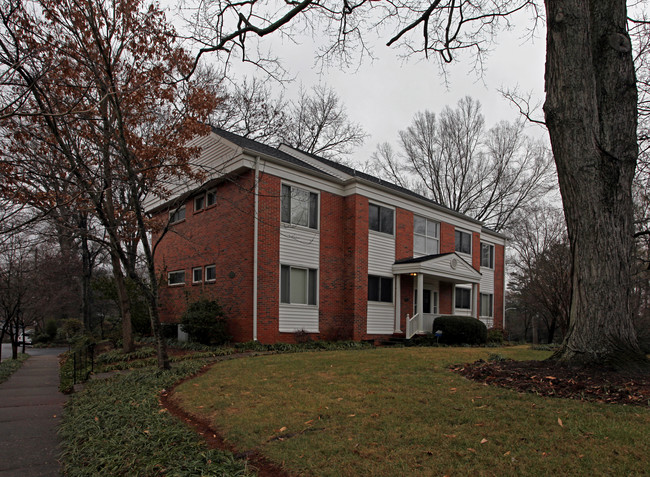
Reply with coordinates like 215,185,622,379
173,346,650,476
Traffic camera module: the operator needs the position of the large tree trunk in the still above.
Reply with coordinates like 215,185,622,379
544,0,646,366
110,252,134,354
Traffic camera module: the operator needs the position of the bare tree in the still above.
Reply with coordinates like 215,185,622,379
372,97,554,232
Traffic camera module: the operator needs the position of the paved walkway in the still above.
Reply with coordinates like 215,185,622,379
0,347,68,477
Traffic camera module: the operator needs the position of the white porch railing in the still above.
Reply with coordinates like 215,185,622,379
406,313,422,339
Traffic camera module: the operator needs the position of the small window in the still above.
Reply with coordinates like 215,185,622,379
480,243,494,269
480,293,493,317
455,230,472,255
169,206,186,224
194,195,205,212
206,189,217,207
368,275,393,303
192,267,203,284
205,265,216,282
281,184,318,229
369,204,394,235
455,286,471,310
280,265,317,305
414,216,440,255
168,270,185,286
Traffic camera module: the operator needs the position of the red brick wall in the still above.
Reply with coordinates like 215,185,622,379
344,194,369,341
154,171,256,342
493,243,505,328
472,232,481,271
395,207,414,332
439,282,453,315
318,191,349,340
440,222,455,253
256,172,281,343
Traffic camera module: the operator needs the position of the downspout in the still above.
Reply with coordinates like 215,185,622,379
253,157,260,341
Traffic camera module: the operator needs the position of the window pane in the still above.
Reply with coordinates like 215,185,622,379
206,190,216,206
308,268,317,305
280,265,290,303
427,220,439,238
432,291,439,314
426,238,438,255
193,268,202,283
414,235,426,255
281,185,291,224
380,207,394,234
309,193,318,229
423,289,431,314
205,265,216,281
456,231,471,254
456,287,471,309
291,188,310,227
195,196,204,211
290,267,307,304
380,277,393,303
368,275,380,301
369,204,380,232
414,216,426,235
168,271,185,285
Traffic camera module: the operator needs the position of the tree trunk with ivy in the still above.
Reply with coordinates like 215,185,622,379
544,0,646,367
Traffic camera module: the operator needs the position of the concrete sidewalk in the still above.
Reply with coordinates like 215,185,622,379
0,347,68,477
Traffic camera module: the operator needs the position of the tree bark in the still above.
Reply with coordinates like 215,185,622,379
110,251,134,354
544,0,646,366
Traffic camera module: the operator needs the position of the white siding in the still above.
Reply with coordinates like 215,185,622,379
480,267,495,294
279,305,319,333
279,225,320,267
367,303,394,334
368,232,395,275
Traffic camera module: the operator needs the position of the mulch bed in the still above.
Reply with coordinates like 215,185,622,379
451,359,650,407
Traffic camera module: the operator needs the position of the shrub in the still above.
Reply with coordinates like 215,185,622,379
180,299,229,345
432,315,487,345
45,319,58,340
487,327,507,344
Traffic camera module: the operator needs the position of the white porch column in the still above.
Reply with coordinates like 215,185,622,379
417,273,424,318
472,283,479,319
394,274,401,332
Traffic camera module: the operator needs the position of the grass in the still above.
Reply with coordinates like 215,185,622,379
59,358,252,477
173,346,650,476
0,352,29,384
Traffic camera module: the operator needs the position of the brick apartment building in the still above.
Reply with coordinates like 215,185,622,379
148,128,506,343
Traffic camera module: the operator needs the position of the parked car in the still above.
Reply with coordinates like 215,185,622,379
18,330,33,345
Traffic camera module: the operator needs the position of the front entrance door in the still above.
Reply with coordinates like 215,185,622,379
415,287,439,333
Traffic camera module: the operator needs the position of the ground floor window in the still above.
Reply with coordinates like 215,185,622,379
368,275,393,303
455,286,471,310
281,265,317,305
480,293,493,317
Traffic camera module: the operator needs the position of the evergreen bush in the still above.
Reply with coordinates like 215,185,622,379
180,299,229,345
432,315,487,345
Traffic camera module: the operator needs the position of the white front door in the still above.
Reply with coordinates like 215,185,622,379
415,287,439,333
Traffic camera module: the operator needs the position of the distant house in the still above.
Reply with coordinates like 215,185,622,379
148,128,506,343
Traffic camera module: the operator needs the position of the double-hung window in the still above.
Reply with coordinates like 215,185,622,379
369,204,394,235
205,265,216,282
192,267,203,284
281,184,318,229
455,230,472,255
206,189,217,207
414,216,440,255
281,265,318,305
480,243,494,269
368,275,393,303
480,293,493,317
194,195,205,212
455,286,471,310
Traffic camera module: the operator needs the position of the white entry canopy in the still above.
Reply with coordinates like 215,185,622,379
392,252,481,284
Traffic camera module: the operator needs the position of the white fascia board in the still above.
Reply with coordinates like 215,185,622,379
278,145,352,181
392,253,481,284
480,228,508,246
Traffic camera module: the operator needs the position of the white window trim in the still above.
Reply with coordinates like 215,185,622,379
455,229,473,256
368,274,394,303
281,183,320,230
454,285,472,310
414,215,440,256
280,264,319,306
169,205,186,224
194,195,205,213
168,270,185,286
205,265,216,282
480,243,495,269
192,267,203,284
480,293,494,318
369,203,395,236
206,189,217,207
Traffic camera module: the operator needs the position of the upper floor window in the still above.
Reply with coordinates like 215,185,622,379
414,216,439,255
192,267,202,284
455,230,472,255
168,270,185,286
368,275,393,303
281,265,317,305
194,195,205,212
369,204,394,235
169,206,186,224
480,243,494,269
281,184,318,229
206,189,217,207
205,265,216,282
455,286,471,310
